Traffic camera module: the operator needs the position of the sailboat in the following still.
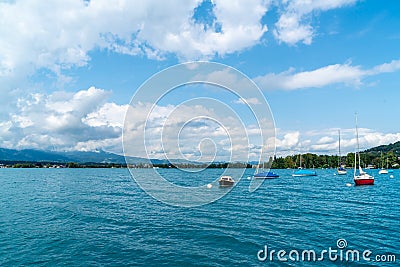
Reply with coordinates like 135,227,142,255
253,157,279,179
353,114,374,186
292,154,317,177
378,154,389,174
337,130,347,175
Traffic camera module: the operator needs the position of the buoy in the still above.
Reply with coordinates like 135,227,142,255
346,183,352,187
390,175,394,179
207,183,212,188
247,176,251,180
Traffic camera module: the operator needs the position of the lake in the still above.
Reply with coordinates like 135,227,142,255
0,168,398,266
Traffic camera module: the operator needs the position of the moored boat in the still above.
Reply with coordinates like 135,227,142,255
378,169,389,175
354,169,374,185
337,130,347,175
353,114,374,186
253,155,279,179
378,155,389,174
337,167,347,175
218,176,235,186
292,154,317,177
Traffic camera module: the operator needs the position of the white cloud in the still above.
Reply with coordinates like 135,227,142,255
369,59,400,74
274,127,400,156
0,0,269,83
261,126,400,158
274,131,300,152
234,97,261,105
273,12,313,45
0,87,124,151
123,100,276,162
273,0,358,45
84,102,128,128
255,59,400,90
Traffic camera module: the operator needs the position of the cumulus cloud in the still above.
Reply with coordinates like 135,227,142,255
275,131,299,149
0,87,124,151
275,127,400,156
0,0,364,82
84,102,128,128
0,0,269,82
260,125,400,158
273,0,358,45
255,59,400,90
123,100,276,162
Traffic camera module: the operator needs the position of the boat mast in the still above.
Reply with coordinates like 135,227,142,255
355,113,362,173
355,114,359,174
299,153,302,169
338,129,341,167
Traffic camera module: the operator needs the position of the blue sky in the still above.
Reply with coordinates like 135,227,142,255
0,0,399,160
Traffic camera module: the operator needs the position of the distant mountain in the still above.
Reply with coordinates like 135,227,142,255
0,148,136,164
0,148,202,165
0,148,71,162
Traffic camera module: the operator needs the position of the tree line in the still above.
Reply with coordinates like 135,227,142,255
270,151,399,169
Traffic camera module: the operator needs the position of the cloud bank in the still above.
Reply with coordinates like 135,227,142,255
0,0,268,80
0,87,126,152
0,0,363,82
255,59,400,90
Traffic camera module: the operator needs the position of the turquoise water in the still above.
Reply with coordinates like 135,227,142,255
0,168,399,266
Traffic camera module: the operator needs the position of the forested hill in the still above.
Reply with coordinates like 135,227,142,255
364,141,400,155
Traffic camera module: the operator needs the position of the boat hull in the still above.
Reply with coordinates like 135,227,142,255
254,171,279,179
354,178,374,186
292,169,317,177
218,181,234,186
337,170,347,175
292,173,317,177
218,176,235,187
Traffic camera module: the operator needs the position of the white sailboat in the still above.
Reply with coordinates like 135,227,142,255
378,154,389,174
353,114,374,186
337,130,347,175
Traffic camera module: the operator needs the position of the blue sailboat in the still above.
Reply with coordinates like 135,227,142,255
253,157,279,179
292,154,317,177
254,171,279,178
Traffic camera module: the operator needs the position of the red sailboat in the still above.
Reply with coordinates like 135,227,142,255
353,114,374,186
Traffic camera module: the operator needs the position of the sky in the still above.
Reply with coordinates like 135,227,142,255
0,0,400,161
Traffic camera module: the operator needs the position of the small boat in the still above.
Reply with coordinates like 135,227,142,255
253,158,279,178
254,171,279,178
337,167,347,175
354,170,374,185
378,154,389,174
353,114,374,186
378,168,388,174
337,130,347,175
218,176,235,186
292,154,317,177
